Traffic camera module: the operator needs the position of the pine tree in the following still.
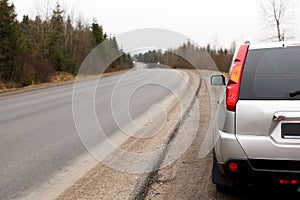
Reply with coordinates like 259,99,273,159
63,15,76,74
91,21,105,46
48,3,64,71
20,15,34,53
0,0,21,82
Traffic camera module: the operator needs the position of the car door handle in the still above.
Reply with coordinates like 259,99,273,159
273,112,300,121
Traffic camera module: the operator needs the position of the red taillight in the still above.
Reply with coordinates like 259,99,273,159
291,180,299,185
229,162,239,172
226,45,249,112
226,81,240,112
279,179,289,185
279,179,299,185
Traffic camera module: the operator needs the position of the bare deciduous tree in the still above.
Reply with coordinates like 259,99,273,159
260,0,294,41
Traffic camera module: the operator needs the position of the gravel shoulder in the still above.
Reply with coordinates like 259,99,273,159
145,75,216,200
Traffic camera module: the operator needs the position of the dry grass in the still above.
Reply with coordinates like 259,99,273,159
50,72,75,83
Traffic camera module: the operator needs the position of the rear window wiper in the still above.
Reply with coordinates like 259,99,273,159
290,90,300,98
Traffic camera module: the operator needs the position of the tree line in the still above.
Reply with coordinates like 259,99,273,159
135,41,234,72
0,0,133,88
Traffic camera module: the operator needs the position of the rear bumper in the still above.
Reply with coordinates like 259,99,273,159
215,130,300,186
219,159,300,186
215,129,300,164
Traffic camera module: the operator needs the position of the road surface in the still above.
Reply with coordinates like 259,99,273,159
0,68,187,199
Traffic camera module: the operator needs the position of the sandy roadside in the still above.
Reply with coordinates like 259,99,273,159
145,76,217,200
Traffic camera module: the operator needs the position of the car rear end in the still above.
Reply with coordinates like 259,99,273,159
212,42,300,189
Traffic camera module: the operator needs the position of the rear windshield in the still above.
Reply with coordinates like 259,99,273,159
239,47,300,100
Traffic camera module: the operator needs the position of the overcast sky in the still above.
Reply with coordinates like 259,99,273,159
11,0,300,49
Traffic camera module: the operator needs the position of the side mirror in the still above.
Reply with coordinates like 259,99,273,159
211,75,226,86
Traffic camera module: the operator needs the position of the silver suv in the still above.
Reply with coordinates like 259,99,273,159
211,42,300,190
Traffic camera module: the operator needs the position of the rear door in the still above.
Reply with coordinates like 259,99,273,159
236,47,300,160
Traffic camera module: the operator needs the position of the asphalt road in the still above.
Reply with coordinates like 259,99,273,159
0,68,187,199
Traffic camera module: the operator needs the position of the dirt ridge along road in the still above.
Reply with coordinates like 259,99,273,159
131,71,202,200
145,77,217,200
55,70,201,200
